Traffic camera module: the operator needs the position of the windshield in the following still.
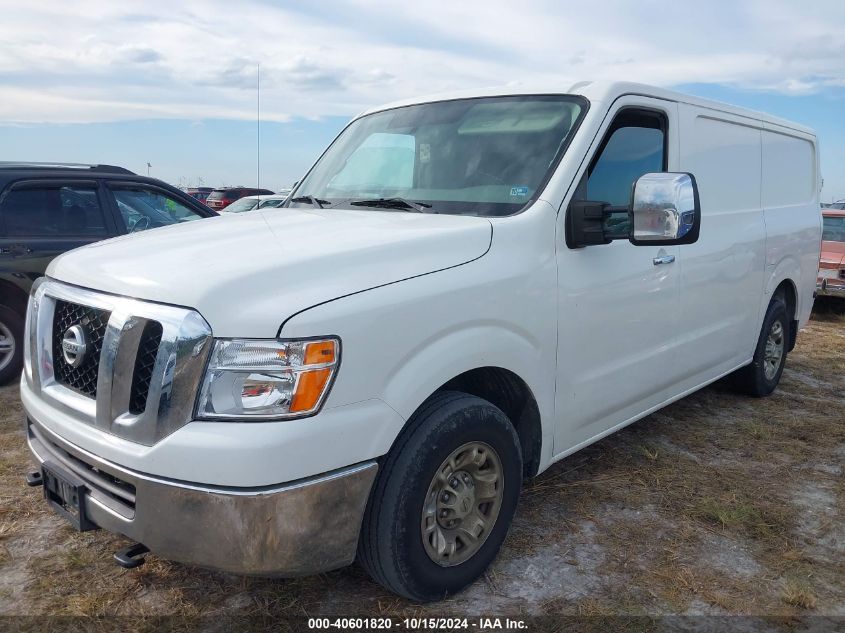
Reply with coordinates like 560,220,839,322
289,95,586,217
113,188,204,232
823,215,845,242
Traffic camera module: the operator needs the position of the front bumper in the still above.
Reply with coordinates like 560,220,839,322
26,417,378,576
816,278,845,298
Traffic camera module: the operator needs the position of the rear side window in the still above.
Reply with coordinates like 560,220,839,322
111,186,204,232
0,183,108,237
823,216,845,242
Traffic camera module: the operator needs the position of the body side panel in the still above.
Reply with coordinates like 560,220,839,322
674,104,767,385
760,122,821,327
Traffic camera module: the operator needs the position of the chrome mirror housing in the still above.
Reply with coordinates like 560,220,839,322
630,172,700,246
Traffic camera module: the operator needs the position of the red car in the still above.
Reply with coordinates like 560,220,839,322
206,187,274,210
186,187,213,203
817,208,845,298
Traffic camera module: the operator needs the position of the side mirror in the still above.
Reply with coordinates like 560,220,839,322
629,172,700,246
565,172,700,248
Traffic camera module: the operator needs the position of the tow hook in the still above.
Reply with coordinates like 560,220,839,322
25,471,43,487
114,543,150,569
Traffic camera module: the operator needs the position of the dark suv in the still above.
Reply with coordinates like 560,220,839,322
206,187,274,210
0,163,217,384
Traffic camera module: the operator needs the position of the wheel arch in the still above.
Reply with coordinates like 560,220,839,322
0,278,30,313
397,366,544,479
771,277,798,351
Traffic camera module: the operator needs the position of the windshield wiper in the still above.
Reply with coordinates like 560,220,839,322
289,195,330,209
348,197,433,212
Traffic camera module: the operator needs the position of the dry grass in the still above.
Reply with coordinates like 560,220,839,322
0,299,843,619
781,580,820,610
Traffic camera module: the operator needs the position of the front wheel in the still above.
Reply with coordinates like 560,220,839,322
0,305,24,386
358,391,522,602
731,296,789,397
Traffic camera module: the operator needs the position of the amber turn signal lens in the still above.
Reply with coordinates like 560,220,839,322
304,340,336,365
290,368,332,412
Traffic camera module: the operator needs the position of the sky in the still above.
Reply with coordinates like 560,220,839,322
0,0,844,201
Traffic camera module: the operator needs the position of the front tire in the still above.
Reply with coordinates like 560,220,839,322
358,391,522,602
731,296,789,397
0,305,23,386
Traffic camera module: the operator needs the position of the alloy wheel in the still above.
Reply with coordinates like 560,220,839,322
0,321,15,372
421,441,504,567
763,320,785,381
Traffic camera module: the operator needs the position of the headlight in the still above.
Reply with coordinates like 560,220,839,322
197,337,340,420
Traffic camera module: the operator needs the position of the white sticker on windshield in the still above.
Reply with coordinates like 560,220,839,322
419,143,431,163
510,186,529,197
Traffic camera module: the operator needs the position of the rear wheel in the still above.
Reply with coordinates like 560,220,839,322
0,305,24,386
731,296,788,396
358,391,522,602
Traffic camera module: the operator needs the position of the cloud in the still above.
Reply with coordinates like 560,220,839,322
0,0,843,123
120,47,162,64
284,56,346,91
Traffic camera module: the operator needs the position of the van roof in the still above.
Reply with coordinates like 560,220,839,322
359,81,815,137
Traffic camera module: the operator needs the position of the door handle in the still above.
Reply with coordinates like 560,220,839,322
6,244,33,255
652,254,675,265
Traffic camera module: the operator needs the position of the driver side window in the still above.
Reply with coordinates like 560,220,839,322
575,109,667,238
111,186,203,233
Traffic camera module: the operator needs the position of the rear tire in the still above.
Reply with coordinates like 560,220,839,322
0,305,23,386
731,296,789,397
358,391,522,602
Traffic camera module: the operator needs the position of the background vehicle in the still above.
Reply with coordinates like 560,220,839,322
0,162,216,384
818,208,845,297
21,84,820,602
258,190,292,209
219,192,293,213
255,192,293,210
186,187,213,203
217,195,263,214
206,187,273,210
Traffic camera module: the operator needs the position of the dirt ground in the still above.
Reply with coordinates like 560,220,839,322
0,300,842,623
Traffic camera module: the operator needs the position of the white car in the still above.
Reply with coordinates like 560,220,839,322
21,82,820,602
220,191,291,213
216,194,262,213
256,190,292,209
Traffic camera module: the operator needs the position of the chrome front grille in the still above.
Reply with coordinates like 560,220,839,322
26,279,213,445
128,321,163,415
52,300,110,398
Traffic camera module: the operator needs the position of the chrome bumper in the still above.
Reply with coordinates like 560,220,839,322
817,279,845,298
26,417,378,576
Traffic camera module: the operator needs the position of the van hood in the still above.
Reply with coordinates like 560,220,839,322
47,209,492,337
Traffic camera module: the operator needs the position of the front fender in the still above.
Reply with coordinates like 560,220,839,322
281,251,558,470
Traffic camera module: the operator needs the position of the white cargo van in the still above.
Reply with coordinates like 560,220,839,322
21,82,821,601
